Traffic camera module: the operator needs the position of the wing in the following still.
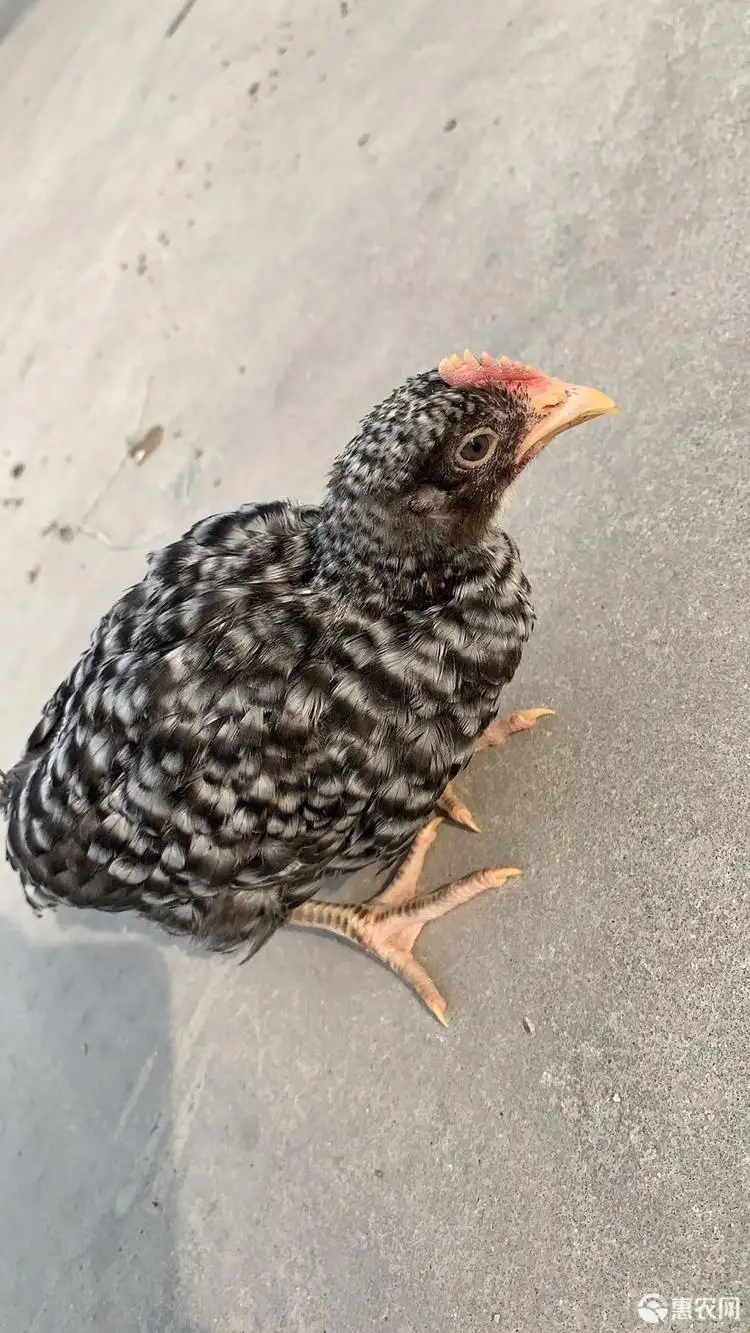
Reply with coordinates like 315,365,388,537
4,502,332,942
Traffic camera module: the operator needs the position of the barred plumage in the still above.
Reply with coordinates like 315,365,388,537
2,357,614,981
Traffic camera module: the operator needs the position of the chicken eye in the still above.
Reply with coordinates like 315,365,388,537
456,430,498,468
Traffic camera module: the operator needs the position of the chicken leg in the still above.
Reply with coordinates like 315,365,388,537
438,706,554,832
289,817,519,1024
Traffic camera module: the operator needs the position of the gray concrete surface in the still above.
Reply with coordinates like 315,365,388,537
0,0,748,1330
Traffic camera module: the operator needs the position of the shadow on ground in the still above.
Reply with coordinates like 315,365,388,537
0,918,208,1333
0,0,39,45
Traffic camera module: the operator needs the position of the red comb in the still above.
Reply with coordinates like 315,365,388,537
438,350,553,395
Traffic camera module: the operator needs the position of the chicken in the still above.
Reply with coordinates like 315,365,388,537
1,351,617,1023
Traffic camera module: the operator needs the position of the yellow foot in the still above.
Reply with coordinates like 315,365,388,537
475,706,555,755
438,708,555,831
289,817,520,1025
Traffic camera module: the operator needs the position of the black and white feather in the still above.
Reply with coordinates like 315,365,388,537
2,368,535,955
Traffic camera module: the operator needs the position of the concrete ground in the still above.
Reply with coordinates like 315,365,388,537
0,0,747,1330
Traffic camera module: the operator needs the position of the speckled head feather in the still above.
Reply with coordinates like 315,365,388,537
326,369,469,495
318,361,535,591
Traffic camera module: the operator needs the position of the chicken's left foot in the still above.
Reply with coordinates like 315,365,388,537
438,707,555,832
289,817,520,1025
475,706,555,755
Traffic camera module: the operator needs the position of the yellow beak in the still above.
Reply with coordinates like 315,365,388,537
516,381,619,465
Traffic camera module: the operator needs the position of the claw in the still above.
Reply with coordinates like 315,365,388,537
438,782,481,833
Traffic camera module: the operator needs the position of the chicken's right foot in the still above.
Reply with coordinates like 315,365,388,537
288,817,520,1025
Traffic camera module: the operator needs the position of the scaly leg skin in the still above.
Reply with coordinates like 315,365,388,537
289,817,520,1025
439,707,556,832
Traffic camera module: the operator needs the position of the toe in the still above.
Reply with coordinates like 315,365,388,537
515,707,555,726
392,951,449,1025
438,783,481,833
